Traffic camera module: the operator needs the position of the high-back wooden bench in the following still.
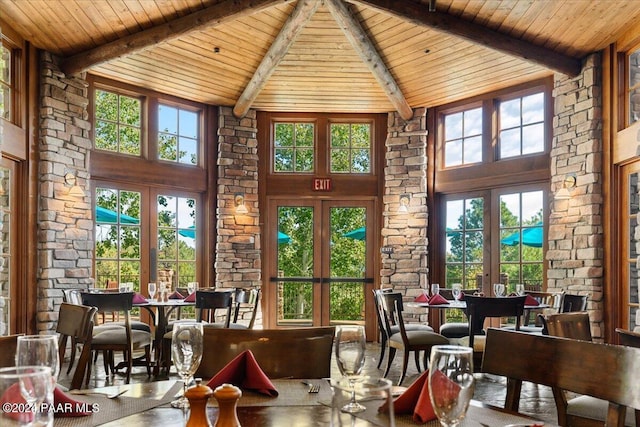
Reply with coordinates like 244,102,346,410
482,328,640,426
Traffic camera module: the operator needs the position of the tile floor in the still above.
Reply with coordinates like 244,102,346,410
57,342,559,425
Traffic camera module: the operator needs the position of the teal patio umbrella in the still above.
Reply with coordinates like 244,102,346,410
500,224,543,248
278,231,291,244
342,227,366,240
96,206,140,224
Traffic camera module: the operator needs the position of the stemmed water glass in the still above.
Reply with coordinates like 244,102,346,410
148,282,157,300
0,366,53,426
428,345,475,427
171,321,204,409
16,335,59,385
187,282,197,295
334,325,366,413
451,283,463,301
493,283,505,297
515,283,526,296
431,283,440,297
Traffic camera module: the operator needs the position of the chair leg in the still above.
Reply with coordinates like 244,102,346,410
377,335,387,369
383,348,397,378
145,346,151,377
66,337,77,375
414,350,422,372
399,350,410,386
125,351,132,384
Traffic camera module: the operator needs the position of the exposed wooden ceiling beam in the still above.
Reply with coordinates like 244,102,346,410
60,0,294,76
351,0,583,77
233,0,320,118
325,0,413,120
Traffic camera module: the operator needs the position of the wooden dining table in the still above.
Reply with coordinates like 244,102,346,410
53,379,555,427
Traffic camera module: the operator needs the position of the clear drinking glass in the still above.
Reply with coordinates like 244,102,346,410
451,283,463,301
428,345,475,427
515,284,525,296
431,283,440,297
171,321,204,409
331,376,395,426
187,282,197,295
16,335,59,383
0,366,54,426
493,283,505,297
148,282,157,300
334,325,366,413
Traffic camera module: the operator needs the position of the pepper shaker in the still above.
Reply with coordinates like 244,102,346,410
185,378,213,427
213,383,242,427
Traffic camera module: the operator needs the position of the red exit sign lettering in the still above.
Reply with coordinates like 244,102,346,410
313,178,332,191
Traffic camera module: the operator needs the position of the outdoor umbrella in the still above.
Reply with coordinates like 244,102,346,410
342,227,366,240
500,225,543,248
96,206,140,224
278,231,291,244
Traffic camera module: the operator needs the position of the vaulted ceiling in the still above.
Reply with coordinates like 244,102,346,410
3,0,640,117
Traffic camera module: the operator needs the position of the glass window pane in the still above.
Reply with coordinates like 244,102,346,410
445,139,463,167
158,104,200,165
464,136,482,164
500,128,520,158
500,99,521,129
443,108,482,167
629,49,640,125
273,122,315,173
522,123,544,154
94,90,141,156
499,92,544,159
159,104,178,134
445,112,463,140
329,123,371,174
522,93,544,124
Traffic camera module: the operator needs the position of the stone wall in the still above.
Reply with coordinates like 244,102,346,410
380,108,428,323
37,52,93,332
215,106,262,326
548,53,604,339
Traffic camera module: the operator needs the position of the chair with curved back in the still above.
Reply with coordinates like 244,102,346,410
80,292,152,384
561,293,589,312
372,289,434,369
543,311,592,341
230,287,261,329
437,288,479,340
379,292,449,385
196,327,335,379
56,302,97,389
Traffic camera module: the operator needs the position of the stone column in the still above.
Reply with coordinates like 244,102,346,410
37,52,93,332
548,53,604,339
380,108,428,322
215,107,261,319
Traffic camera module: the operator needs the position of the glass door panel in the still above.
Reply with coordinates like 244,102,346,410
0,163,11,335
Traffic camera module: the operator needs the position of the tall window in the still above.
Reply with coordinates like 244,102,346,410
94,89,141,155
434,79,551,292
0,44,10,121
157,195,197,284
628,48,640,126
158,104,199,165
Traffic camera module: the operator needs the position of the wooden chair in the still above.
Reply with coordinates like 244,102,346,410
372,289,434,369
0,335,20,368
230,288,260,329
543,311,592,341
195,327,335,379
520,290,564,332
56,302,97,390
616,328,640,427
561,293,589,312
80,292,152,384
379,292,448,385
482,328,640,427
458,295,526,367
437,288,479,340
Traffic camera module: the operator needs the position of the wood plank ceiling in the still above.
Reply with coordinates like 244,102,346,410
2,0,640,116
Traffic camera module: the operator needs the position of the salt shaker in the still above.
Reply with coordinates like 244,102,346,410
213,383,242,427
185,378,213,427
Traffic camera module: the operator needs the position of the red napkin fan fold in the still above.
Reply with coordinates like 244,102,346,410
207,350,278,397
184,292,196,303
132,292,148,304
0,383,34,423
379,370,436,423
428,293,449,305
524,294,540,306
168,290,185,300
53,386,92,417
414,293,429,303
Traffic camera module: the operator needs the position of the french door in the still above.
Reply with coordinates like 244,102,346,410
265,198,375,337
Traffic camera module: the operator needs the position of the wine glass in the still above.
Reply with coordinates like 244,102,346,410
431,283,440,297
515,283,525,296
428,345,475,427
16,335,59,385
187,282,197,295
0,366,53,426
451,283,463,301
334,325,366,413
493,283,505,297
148,282,157,300
171,321,204,409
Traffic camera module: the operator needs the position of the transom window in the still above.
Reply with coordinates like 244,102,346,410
330,123,371,173
274,122,314,173
499,92,545,159
0,43,11,121
158,104,199,165
95,89,141,155
628,48,640,126
444,108,482,167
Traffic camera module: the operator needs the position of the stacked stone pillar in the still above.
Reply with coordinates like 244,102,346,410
548,53,604,339
37,52,93,332
380,108,428,322
215,107,261,324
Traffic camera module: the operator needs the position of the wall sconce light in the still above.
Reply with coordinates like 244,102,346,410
64,172,85,197
235,193,248,214
398,194,410,213
555,174,576,200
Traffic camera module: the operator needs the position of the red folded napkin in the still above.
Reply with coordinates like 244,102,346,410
414,293,428,303
524,294,540,306
458,292,465,301
207,350,278,397
132,292,148,304
184,291,196,302
428,293,449,305
168,290,185,300
429,369,462,414
54,386,92,417
0,383,33,423
379,370,435,423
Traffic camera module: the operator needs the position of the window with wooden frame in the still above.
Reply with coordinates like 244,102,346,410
432,78,551,295
627,47,640,126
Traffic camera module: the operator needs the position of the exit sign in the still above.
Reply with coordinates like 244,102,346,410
312,177,332,191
